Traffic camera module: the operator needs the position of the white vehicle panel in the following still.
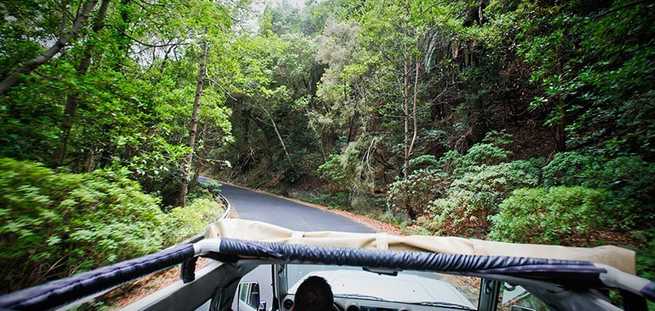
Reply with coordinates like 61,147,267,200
287,270,475,309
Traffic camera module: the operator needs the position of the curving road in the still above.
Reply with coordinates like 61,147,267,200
220,184,374,233
198,181,374,311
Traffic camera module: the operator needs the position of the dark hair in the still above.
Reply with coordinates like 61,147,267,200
294,276,334,311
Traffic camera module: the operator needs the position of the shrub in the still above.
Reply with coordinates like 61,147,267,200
543,152,655,228
161,198,224,245
465,143,510,166
317,154,348,184
489,186,609,244
408,155,440,171
317,137,381,193
386,169,450,219
481,130,513,147
439,143,510,176
542,152,599,187
0,158,165,291
196,178,222,196
428,161,540,237
0,158,224,292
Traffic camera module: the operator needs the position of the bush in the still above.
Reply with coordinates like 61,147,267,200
317,154,348,185
481,130,513,147
489,186,609,244
0,158,225,292
542,152,597,187
465,143,510,166
386,169,450,219
543,152,655,228
428,161,540,237
439,143,510,176
200,179,222,194
408,155,440,171
162,198,224,245
0,158,165,291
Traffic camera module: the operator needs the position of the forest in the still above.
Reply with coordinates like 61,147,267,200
1,0,654,297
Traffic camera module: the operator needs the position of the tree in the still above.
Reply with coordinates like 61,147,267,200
178,40,209,206
55,0,111,166
0,0,100,95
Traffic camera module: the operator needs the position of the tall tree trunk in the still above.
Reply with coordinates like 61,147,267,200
346,107,358,144
402,60,410,178
262,107,293,167
407,61,420,162
55,0,111,166
402,60,420,179
555,98,567,152
178,41,209,207
0,0,99,95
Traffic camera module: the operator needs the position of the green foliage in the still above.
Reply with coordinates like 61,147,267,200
481,130,513,148
509,0,655,157
464,143,511,166
0,159,224,291
0,0,234,206
0,158,164,291
543,152,655,228
428,161,539,236
199,179,222,194
161,198,224,245
408,155,440,171
489,187,609,244
316,136,381,192
317,154,348,184
2,0,655,293
386,169,449,219
440,143,511,176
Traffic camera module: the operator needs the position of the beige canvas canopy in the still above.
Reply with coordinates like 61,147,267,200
205,218,635,274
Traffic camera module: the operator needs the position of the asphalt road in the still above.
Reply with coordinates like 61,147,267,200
220,184,374,233
198,182,374,311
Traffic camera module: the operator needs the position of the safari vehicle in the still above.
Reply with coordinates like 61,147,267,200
1,219,653,311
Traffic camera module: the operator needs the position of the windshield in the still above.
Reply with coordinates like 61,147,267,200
285,264,480,308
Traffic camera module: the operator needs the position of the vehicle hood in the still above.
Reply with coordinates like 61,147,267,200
288,269,475,308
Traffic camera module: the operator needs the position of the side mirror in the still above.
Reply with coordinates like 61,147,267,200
258,301,267,311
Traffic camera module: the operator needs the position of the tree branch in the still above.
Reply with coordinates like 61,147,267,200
0,0,99,95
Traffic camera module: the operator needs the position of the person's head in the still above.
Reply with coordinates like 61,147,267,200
293,276,334,311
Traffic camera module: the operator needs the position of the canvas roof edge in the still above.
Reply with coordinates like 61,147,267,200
204,218,636,274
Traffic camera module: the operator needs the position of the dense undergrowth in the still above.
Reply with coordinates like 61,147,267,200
0,158,224,292
284,133,655,287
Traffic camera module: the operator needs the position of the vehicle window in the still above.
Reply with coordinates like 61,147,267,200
499,283,549,311
285,264,481,309
248,283,260,308
239,283,250,303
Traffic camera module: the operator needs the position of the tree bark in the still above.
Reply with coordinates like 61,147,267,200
55,0,111,166
178,41,209,207
407,61,420,162
555,98,567,152
0,0,99,95
262,107,293,167
402,60,410,178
